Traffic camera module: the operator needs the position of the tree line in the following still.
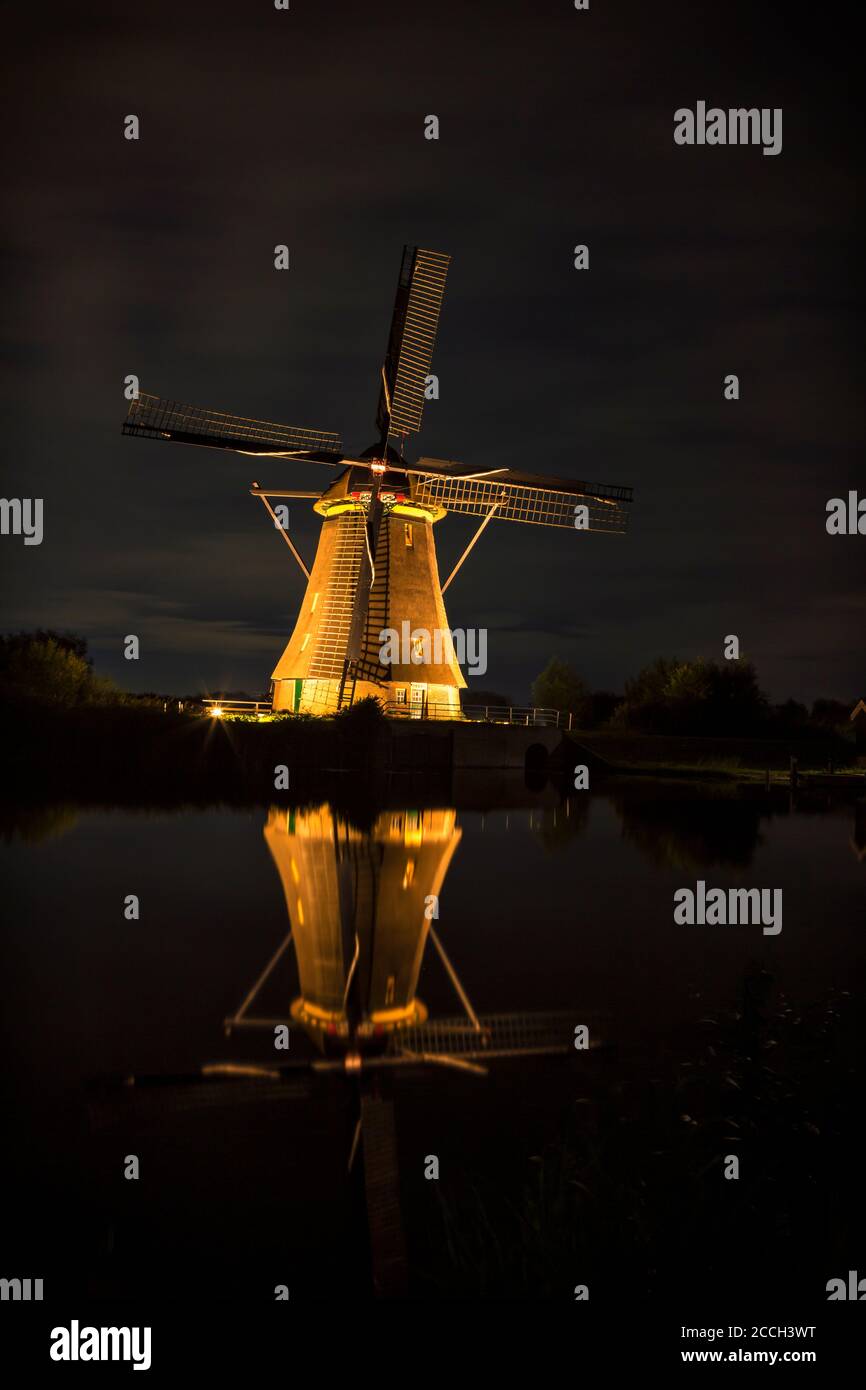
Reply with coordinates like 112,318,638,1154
0,632,858,742
528,656,856,740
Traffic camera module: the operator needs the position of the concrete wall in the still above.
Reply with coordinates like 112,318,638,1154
386,719,563,770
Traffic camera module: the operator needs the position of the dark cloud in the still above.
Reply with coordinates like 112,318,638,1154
2,0,862,701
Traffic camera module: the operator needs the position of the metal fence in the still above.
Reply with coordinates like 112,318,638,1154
201,699,271,717
199,696,568,727
382,701,566,727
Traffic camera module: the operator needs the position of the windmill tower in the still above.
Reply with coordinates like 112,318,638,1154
123,246,633,715
261,803,462,1044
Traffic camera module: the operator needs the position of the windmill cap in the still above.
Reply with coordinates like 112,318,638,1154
359,442,407,465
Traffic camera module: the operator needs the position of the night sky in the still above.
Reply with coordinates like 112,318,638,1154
3,0,862,702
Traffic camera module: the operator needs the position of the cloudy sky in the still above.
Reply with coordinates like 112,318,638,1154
3,0,862,702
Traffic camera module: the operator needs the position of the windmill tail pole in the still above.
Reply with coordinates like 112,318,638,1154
441,498,504,594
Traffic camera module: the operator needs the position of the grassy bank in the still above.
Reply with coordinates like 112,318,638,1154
2,701,862,805
573,729,862,778
0,699,398,805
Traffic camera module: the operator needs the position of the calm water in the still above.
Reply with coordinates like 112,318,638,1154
2,778,864,1301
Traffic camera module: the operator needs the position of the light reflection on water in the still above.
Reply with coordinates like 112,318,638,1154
2,782,864,1071
1,779,863,1299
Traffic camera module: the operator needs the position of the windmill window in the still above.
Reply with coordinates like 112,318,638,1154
395,688,407,704
310,592,319,612
404,523,413,547
301,633,311,652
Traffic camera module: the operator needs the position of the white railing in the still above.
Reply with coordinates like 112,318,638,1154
202,698,271,717
199,696,568,728
383,701,564,727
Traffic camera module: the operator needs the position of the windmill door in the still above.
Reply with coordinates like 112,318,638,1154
409,683,427,720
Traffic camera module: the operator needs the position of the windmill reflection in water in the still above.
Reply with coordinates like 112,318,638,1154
115,804,591,1296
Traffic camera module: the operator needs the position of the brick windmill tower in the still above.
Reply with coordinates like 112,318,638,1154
123,246,633,715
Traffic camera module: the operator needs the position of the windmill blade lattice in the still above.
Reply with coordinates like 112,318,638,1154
123,393,343,462
376,246,450,442
391,1010,591,1061
410,461,632,533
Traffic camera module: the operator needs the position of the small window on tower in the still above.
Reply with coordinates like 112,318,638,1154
301,633,311,652
396,688,407,704
404,523,413,547
310,592,319,613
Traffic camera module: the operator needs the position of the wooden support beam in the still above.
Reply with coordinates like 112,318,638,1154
428,924,482,1032
251,486,311,580
441,498,503,594
250,488,323,498
224,927,294,1035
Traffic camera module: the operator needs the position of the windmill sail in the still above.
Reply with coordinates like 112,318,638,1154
394,1011,585,1060
123,393,343,462
409,458,632,532
376,246,450,442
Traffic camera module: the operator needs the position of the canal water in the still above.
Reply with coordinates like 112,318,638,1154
2,778,863,1302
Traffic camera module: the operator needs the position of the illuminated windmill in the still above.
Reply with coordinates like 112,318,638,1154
123,246,633,715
